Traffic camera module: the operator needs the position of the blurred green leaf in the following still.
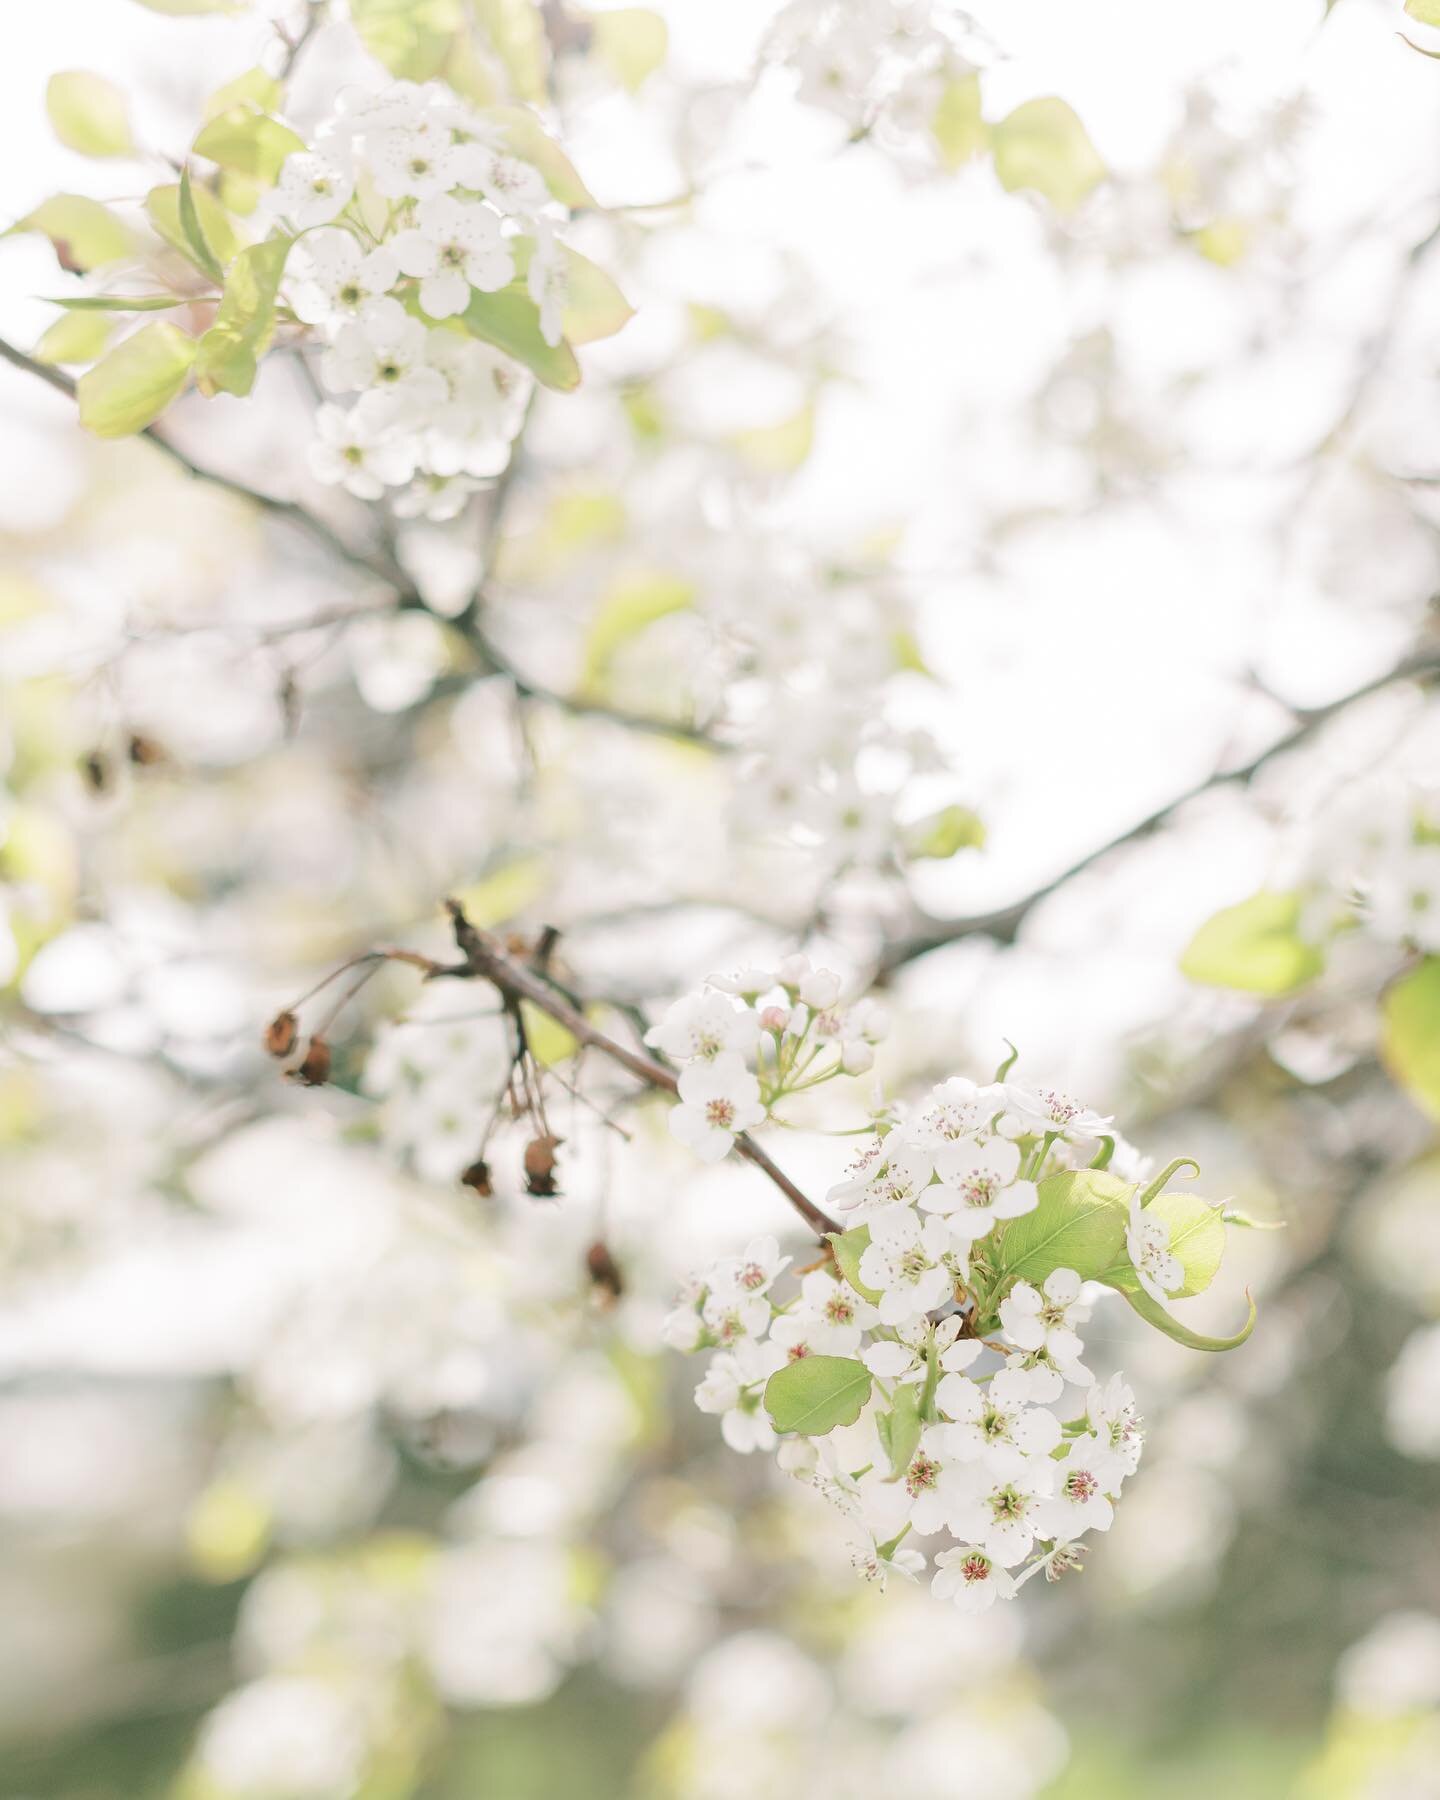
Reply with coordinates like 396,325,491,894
485,106,596,208
991,97,1105,212
764,1354,872,1435
475,0,549,103
1405,0,1440,24
147,177,243,274
194,234,292,397
731,403,815,473
1181,889,1324,996
9,194,134,271
459,279,581,391
76,320,196,437
1381,956,1440,1120
34,311,112,365
904,804,986,859
588,8,668,91
203,67,281,120
581,573,692,691
46,71,136,158
352,0,463,79
879,1378,922,1477
41,294,184,311
932,72,986,169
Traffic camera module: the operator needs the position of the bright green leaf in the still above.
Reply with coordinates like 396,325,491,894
1406,0,1440,24
351,0,463,79
41,294,185,312
828,1227,884,1304
588,8,668,91
507,239,632,346
764,1354,872,1435
904,804,987,860
932,72,986,169
459,279,581,391
193,108,306,186
474,0,550,104
880,1379,922,1479
147,175,244,273
991,97,1105,213
1381,956,1440,1121
46,71,136,158
496,489,626,581
34,311,112,366
521,1001,578,1066
204,68,281,121
1180,889,1324,997
76,321,196,438
994,1169,1133,1286
9,195,134,272
1122,1282,1256,1353
582,572,692,690
194,234,292,397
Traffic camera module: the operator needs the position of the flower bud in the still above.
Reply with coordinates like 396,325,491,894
759,1005,789,1034
291,1035,331,1086
799,969,841,1009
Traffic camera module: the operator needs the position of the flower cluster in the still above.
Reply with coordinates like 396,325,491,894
662,1041,1232,1606
645,957,890,1162
272,82,565,520
1296,771,1440,956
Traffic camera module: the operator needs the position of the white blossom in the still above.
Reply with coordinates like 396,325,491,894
668,1053,766,1162
931,1544,1018,1613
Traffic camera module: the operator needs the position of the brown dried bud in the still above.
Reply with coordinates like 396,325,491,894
264,1009,299,1058
523,1132,563,1197
505,931,530,957
585,1240,624,1305
460,1157,493,1197
127,733,167,767
82,750,110,793
290,1035,332,1087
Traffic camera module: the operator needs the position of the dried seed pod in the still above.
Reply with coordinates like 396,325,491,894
264,1009,299,1058
585,1240,624,1304
127,733,167,767
81,750,110,793
290,1035,332,1087
523,1132,563,1197
460,1157,493,1197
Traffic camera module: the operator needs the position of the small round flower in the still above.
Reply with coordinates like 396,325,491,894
857,1208,962,1326
932,1545,1018,1613
644,992,760,1063
453,143,552,215
390,195,515,319
946,1446,1056,1567
925,1142,1038,1243
289,228,399,326
1034,1436,1120,1537
368,119,462,200
694,1341,784,1453
1086,1373,1145,1474
668,1053,765,1163
998,1266,1090,1362
1002,1082,1114,1143
306,399,416,499
935,1374,1062,1467
1127,1190,1184,1302
275,151,354,228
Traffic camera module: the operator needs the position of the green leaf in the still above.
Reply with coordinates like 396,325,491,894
991,97,1105,213
520,1001,577,1066
879,1380,922,1479
827,1227,884,1305
1380,956,1440,1121
459,280,581,391
204,68,282,121
506,239,632,346
76,321,196,438
9,195,134,272
351,0,463,79
581,572,692,691
931,72,986,169
588,8,668,91
148,178,243,274
1122,1282,1256,1353
194,234,292,397
763,1355,872,1435
34,311,113,366
731,403,815,474
994,1169,1133,1286
904,804,987,859
193,108,306,186
41,295,185,312
483,106,596,208
1406,0,1440,24
474,0,550,104
1180,889,1325,996
179,167,226,281
46,71,136,158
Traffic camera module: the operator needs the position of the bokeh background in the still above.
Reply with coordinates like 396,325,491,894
3,1,1440,1796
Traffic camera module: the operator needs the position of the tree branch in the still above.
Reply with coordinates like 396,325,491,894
879,642,1440,973
437,900,840,1241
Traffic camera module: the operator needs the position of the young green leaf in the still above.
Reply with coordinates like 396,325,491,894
194,235,293,398
991,97,1105,213
880,1380,922,1479
827,1226,884,1304
76,321,197,437
1405,0,1440,24
764,1355,872,1435
581,573,692,692
351,0,463,80
931,72,986,169
178,167,226,281
474,0,550,105
903,804,987,859
46,72,136,159
1122,1283,1256,1353
994,1169,1133,1286
34,311,113,366
1180,889,1324,996
459,281,582,391
483,106,595,208
1380,956,1440,1121
41,295,185,312
10,195,134,272
147,180,243,274
193,109,307,186
588,8,669,92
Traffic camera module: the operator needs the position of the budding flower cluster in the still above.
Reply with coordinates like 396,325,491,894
272,81,569,521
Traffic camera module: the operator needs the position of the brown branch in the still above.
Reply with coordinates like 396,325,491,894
879,641,1440,973
436,900,840,1242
